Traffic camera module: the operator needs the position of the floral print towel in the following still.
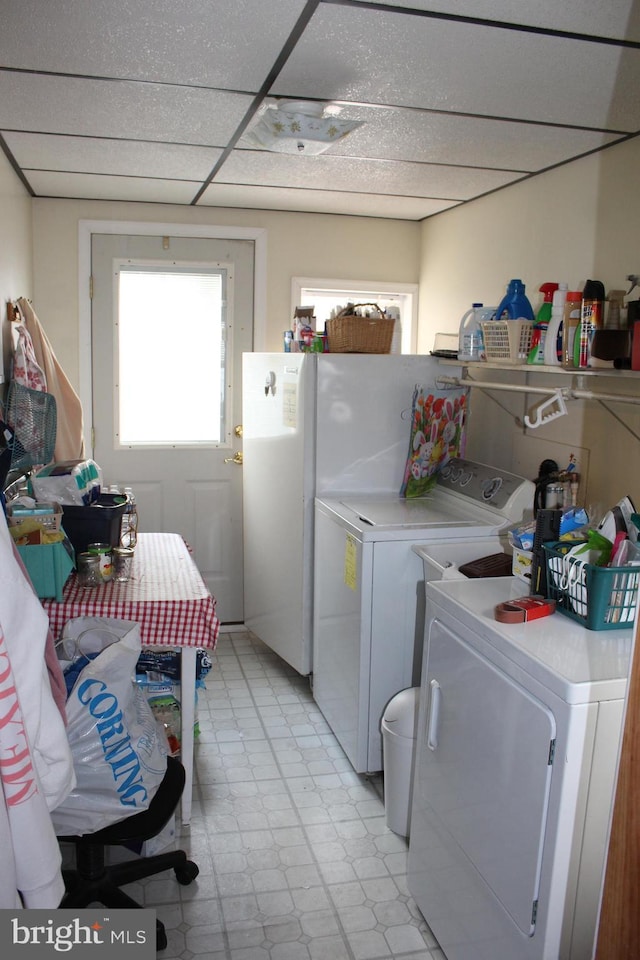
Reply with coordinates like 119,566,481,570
400,386,468,498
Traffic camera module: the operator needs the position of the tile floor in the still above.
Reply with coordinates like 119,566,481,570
126,628,443,959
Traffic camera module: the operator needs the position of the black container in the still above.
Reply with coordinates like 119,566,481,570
61,493,127,557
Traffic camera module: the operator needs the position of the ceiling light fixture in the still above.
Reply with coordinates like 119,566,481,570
242,100,363,156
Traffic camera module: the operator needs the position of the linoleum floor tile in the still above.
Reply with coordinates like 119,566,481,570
123,630,439,958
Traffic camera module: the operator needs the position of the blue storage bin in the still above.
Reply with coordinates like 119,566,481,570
17,541,75,601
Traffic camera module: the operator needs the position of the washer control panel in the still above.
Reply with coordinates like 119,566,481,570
436,458,534,521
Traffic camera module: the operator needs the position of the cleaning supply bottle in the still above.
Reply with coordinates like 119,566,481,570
543,283,568,365
562,291,582,368
575,279,605,368
527,283,558,364
494,279,535,321
458,303,493,361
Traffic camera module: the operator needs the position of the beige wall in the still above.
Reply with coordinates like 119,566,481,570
31,198,421,384
0,151,33,379
4,136,639,513
419,136,640,514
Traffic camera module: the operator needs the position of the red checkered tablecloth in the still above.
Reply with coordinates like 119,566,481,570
43,531,219,650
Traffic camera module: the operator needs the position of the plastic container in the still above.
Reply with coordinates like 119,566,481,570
480,319,533,362
61,493,127,557
458,304,495,361
544,540,639,630
544,284,568,366
494,279,535,322
527,283,558,364
17,541,75,600
562,291,583,368
381,687,421,837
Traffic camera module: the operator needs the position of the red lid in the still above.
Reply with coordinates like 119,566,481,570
567,291,583,300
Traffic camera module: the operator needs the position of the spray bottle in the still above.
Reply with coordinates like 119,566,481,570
527,283,558,364
575,279,605,369
543,283,568,366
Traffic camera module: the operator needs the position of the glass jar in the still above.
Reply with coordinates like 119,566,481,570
77,552,101,588
87,542,113,582
113,546,134,582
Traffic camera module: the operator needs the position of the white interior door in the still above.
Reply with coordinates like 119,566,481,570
90,233,254,622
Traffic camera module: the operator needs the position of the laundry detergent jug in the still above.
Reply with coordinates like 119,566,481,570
458,304,495,361
494,279,535,322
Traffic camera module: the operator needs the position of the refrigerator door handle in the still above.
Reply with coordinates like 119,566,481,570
427,679,441,751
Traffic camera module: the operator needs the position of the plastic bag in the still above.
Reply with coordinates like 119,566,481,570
31,459,102,506
51,617,168,836
400,386,468,498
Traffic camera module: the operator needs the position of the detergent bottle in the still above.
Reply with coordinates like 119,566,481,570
527,283,558,364
458,303,488,361
543,283,568,365
494,279,535,322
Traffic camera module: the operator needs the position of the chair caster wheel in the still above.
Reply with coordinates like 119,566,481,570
156,919,167,951
175,860,199,885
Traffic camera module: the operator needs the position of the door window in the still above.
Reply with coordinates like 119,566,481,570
117,263,227,446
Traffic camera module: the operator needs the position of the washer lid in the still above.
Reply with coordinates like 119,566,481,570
339,496,499,529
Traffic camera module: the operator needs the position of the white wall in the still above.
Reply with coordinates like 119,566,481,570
0,151,33,379
419,137,640,514
32,198,421,385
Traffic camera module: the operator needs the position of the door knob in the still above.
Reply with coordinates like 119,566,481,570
234,425,243,438
224,452,243,465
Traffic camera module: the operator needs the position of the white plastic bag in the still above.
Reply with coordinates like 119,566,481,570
51,617,168,836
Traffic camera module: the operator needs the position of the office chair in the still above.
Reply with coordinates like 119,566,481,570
59,756,199,951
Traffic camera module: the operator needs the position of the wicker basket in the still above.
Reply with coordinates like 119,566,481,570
480,320,533,363
327,304,394,354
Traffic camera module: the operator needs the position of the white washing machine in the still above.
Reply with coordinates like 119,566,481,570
312,457,534,774
408,575,634,960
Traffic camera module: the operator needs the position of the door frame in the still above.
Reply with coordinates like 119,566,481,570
78,218,268,453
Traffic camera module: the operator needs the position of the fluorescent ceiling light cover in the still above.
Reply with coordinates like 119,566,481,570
242,101,363,155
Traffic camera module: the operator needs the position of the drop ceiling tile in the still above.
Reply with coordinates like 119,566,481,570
347,0,640,43
25,170,200,204
0,0,309,89
306,104,621,171
217,150,523,200
4,132,222,181
198,182,458,220
273,5,640,131
0,72,252,146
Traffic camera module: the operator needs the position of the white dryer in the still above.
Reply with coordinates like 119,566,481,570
408,576,634,960
312,458,534,773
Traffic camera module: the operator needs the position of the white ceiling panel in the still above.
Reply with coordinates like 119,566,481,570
307,103,621,170
199,182,459,219
0,0,309,89
273,5,640,130
347,0,640,43
1,0,638,220
0,72,252,145
25,171,200,204
4,132,223,181
220,149,522,199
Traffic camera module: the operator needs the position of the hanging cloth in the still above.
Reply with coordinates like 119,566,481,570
11,320,47,392
16,298,85,462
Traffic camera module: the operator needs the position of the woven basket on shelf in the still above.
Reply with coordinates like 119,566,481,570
326,303,395,354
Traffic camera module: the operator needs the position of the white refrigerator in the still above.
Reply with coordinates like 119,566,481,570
242,351,450,674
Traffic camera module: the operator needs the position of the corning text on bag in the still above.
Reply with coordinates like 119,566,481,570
76,677,148,807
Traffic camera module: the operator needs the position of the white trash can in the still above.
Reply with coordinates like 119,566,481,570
381,686,421,837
